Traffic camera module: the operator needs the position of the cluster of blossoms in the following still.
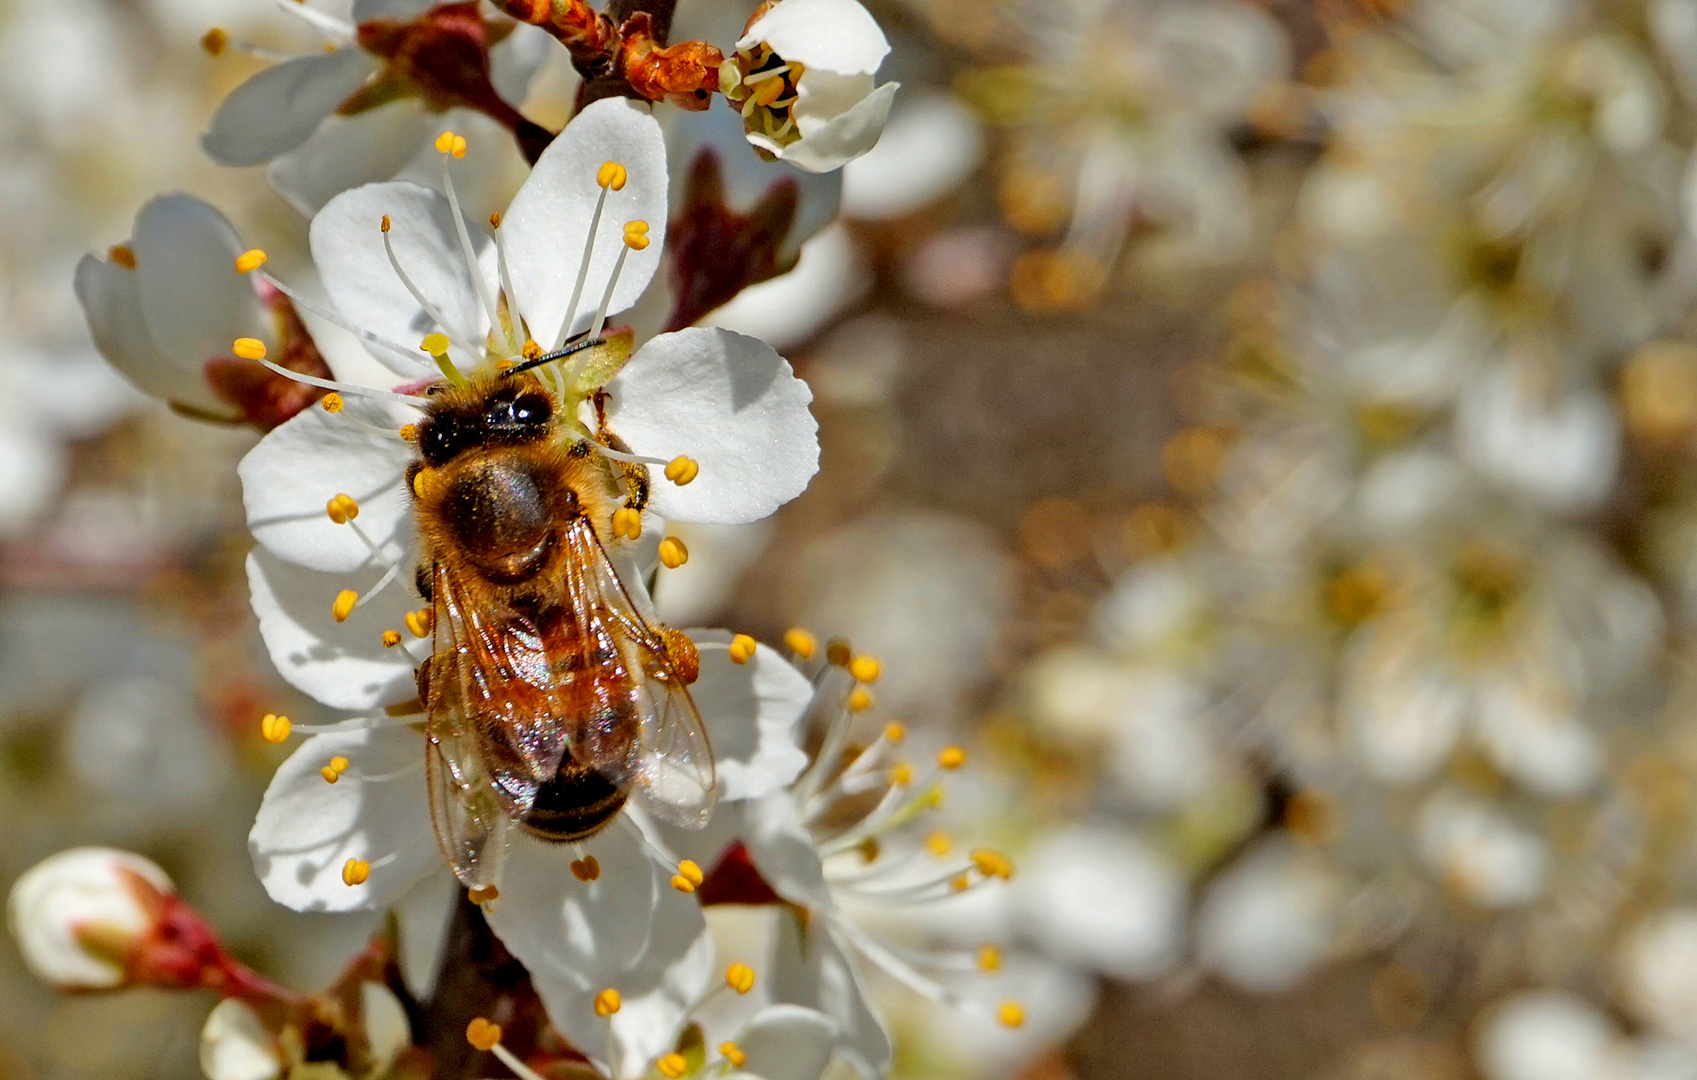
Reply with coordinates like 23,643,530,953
3,1,1055,1079
992,0,1697,1073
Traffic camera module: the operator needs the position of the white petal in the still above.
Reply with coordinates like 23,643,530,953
1476,991,1617,1080
734,1005,840,1080
738,793,833,909
246,549,420,711
240,393,417,574
361,982,412,1072
653,521,776,626
738,0,890,75
395,872,458,1001
202,48,377,166
75,254,228,415
686,630,810,801
486,826,714,1078
489,22,553,106
605,327,818,524
1195,841,1340,992
784,80,902,174
269,101,435,218
8,848,172,990
248,725,439,912
130,195,269,378
352,0,434,19
502,98,667,346
311,180,489,374
770,914,890,1078
200,1000,282,1080
842,91,981,220
1014,826,1185,982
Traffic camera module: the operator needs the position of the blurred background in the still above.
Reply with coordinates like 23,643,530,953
11,0,1697,1077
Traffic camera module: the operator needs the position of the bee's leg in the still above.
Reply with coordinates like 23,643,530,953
591,398,652,513
414,562,434,602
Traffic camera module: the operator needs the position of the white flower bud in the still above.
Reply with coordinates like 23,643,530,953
200,1000,283,1080
728,0,899,172
7,847,172,990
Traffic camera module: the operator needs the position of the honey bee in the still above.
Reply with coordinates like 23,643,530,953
406,349,713,890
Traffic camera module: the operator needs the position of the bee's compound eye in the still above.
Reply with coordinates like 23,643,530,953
510,392,552,426
419,419,457,465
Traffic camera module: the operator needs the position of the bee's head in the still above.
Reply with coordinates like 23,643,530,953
417,377,555,467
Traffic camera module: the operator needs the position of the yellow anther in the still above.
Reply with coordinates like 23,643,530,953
752,75,785,107
326,493,360,524
612,505,643,541
729,634,758,664
108,244,137,269
978,944,1001,972
971,849,1014,880
597,160,628,190
659,537,689,569
657,1053,688,1079
201,27,229,55
571,856,601,882
321,755,350,783
466,1017,502,1052
890,761,912,786
521,339,542,361
719,1042,746,1068
883,721,906,744
622,220,650,251
232,337,267,361
321,392,344,413
678,860,704,886
332,589,359,623
938,746,967,770
997,1001,1025,1028
952,875,970,891
435,130,468,157
380,215,392,233
784,627,816,659
826,638,852,667
235,248,267,273
594,988,622,1017
421,332,451,357
399,423,418,441
725,962,756,994
469,885,499,906
849,655,881,684
847,688,873,713
341,858,370,886
670,874,697,893
381,630,402,648
412,468,434,499
406,608,433,638
663,456,699,485
488,211,502,230
260,713,291,743
925,831,952,857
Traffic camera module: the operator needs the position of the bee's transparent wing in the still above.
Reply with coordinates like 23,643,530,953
551,517,717,829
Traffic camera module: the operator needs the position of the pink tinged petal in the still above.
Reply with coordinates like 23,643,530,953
75,254,231,416
395,873,458,1001
248,726,439,913
738,794,833,909
737,0,890,75
770,913,891,1079
685,630,810,800
604,328,818,524
269,101,436,218
129,195,269,386
501,98,667,345
733,1005,842,1080
202,48,379,166
246,549,419,711
311,180,490,374
485,828,714,1078
240,393,416,574
780,81,899,174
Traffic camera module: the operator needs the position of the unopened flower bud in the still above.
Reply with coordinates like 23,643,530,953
7,847,172,990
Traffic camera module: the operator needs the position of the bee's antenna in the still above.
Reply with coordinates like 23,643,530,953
502,334,604,377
